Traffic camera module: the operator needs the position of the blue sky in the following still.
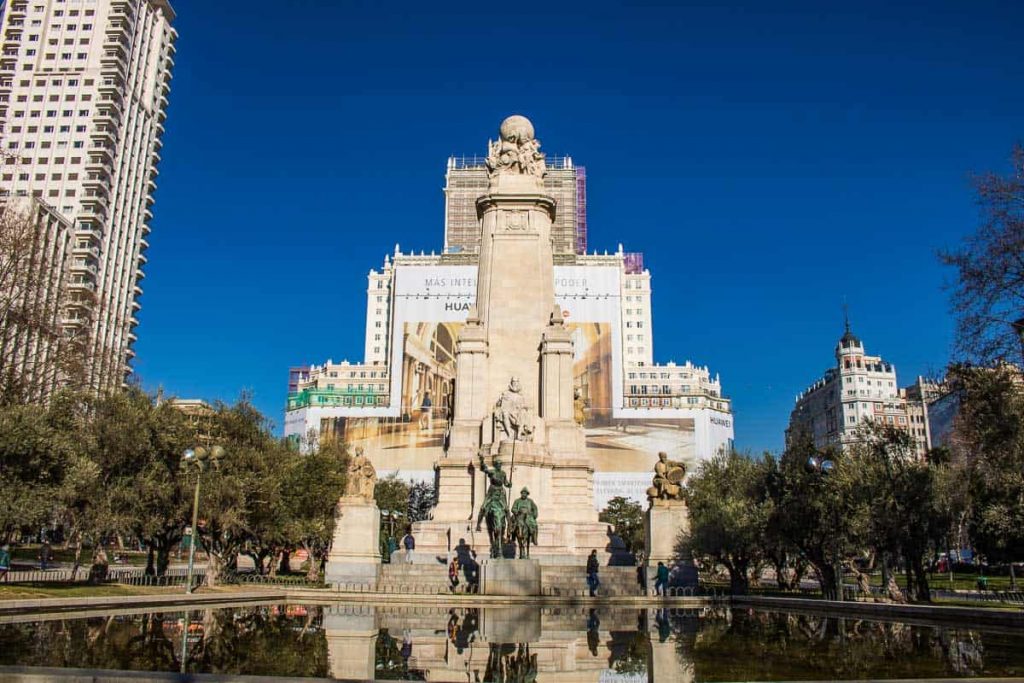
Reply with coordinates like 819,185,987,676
135,0,1023,453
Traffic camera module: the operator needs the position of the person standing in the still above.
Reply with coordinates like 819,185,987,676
0,544,10,582
402,530,415,564
586,550,600,597
448,556,460,593
419,392,433,431
39,541,52,571
386,536,399,563
655,565,671,593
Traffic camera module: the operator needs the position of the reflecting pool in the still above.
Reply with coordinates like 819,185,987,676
1,604,1022,681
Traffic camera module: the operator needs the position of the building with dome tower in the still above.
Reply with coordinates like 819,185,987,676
786,318,935,458
285,116,733,509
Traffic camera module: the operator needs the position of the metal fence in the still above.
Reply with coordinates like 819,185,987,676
1,566,206,589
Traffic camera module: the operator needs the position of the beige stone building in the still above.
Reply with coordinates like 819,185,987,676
786,323,936,459
0,0,176,389
0,196,72,401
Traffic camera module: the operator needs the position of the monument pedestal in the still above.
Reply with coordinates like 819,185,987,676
325,497,381,587
645,499,698,589
325,606,378,681
480,558,541,596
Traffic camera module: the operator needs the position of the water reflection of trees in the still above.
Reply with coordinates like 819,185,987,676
0,606,327,677
678,608,997,680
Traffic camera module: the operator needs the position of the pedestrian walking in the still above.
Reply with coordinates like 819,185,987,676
448,556,460,593
419,392,433,431
586,549,600,597
0,544,11,582
654,561,669,596
468,550,480,593
402,530,415,564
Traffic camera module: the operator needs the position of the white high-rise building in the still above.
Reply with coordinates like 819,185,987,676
0,0,176,388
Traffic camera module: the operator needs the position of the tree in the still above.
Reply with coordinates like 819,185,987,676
941,144,1024,365
599,497,644,555
766,437,860,601
408,480,436,524
949,364,1024,587
683,451,771,594
281,439,347,581
0,402,72,544
375,474,411,542
848,423,948,602
194,397,284,585
84,388,195,577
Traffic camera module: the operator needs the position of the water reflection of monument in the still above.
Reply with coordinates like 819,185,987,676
324,605,700,682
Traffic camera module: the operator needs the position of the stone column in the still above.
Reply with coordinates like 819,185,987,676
475,190,556,417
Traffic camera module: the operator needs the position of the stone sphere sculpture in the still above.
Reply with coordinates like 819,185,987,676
499,115,535,142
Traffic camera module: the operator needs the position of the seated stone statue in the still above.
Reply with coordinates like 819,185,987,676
647,451,686,502
494,377,533,442
345,446,377,501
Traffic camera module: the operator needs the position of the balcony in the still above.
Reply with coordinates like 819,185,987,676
137,253,147,266
70,260,98,276
139,237,149,251
81,192,110,213
77,204,108,223
129,316,140,328
135,268,145,281
76,223,104,239
73,243,100,258
88,145,114,165
127,331,137,343
133,284,143,297
82,172,109,190
68,279,97,293
131,300,141,312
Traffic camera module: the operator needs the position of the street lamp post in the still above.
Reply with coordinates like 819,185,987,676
180,445,225,595
806,455,842,602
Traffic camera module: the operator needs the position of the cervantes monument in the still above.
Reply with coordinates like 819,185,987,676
412,116,623,565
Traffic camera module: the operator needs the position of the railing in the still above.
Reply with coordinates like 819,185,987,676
219,570,324,589
1,565,206,590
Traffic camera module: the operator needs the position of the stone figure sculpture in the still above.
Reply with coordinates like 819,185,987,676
494,377,533,442
345,446,377,500
476,455,512,558
486,115,546,179
510,487,538,559
647,451,686,501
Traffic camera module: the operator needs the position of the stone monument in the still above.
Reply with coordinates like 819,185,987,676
325,447,381,586
644,452,698,590
412,115,622,567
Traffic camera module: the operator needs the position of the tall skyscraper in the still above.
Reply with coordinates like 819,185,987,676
443,155,586,256
0,0,176,389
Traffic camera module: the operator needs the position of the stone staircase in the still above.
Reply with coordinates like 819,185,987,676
375,562,644,596
377,562,450,594
540,565,644,597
